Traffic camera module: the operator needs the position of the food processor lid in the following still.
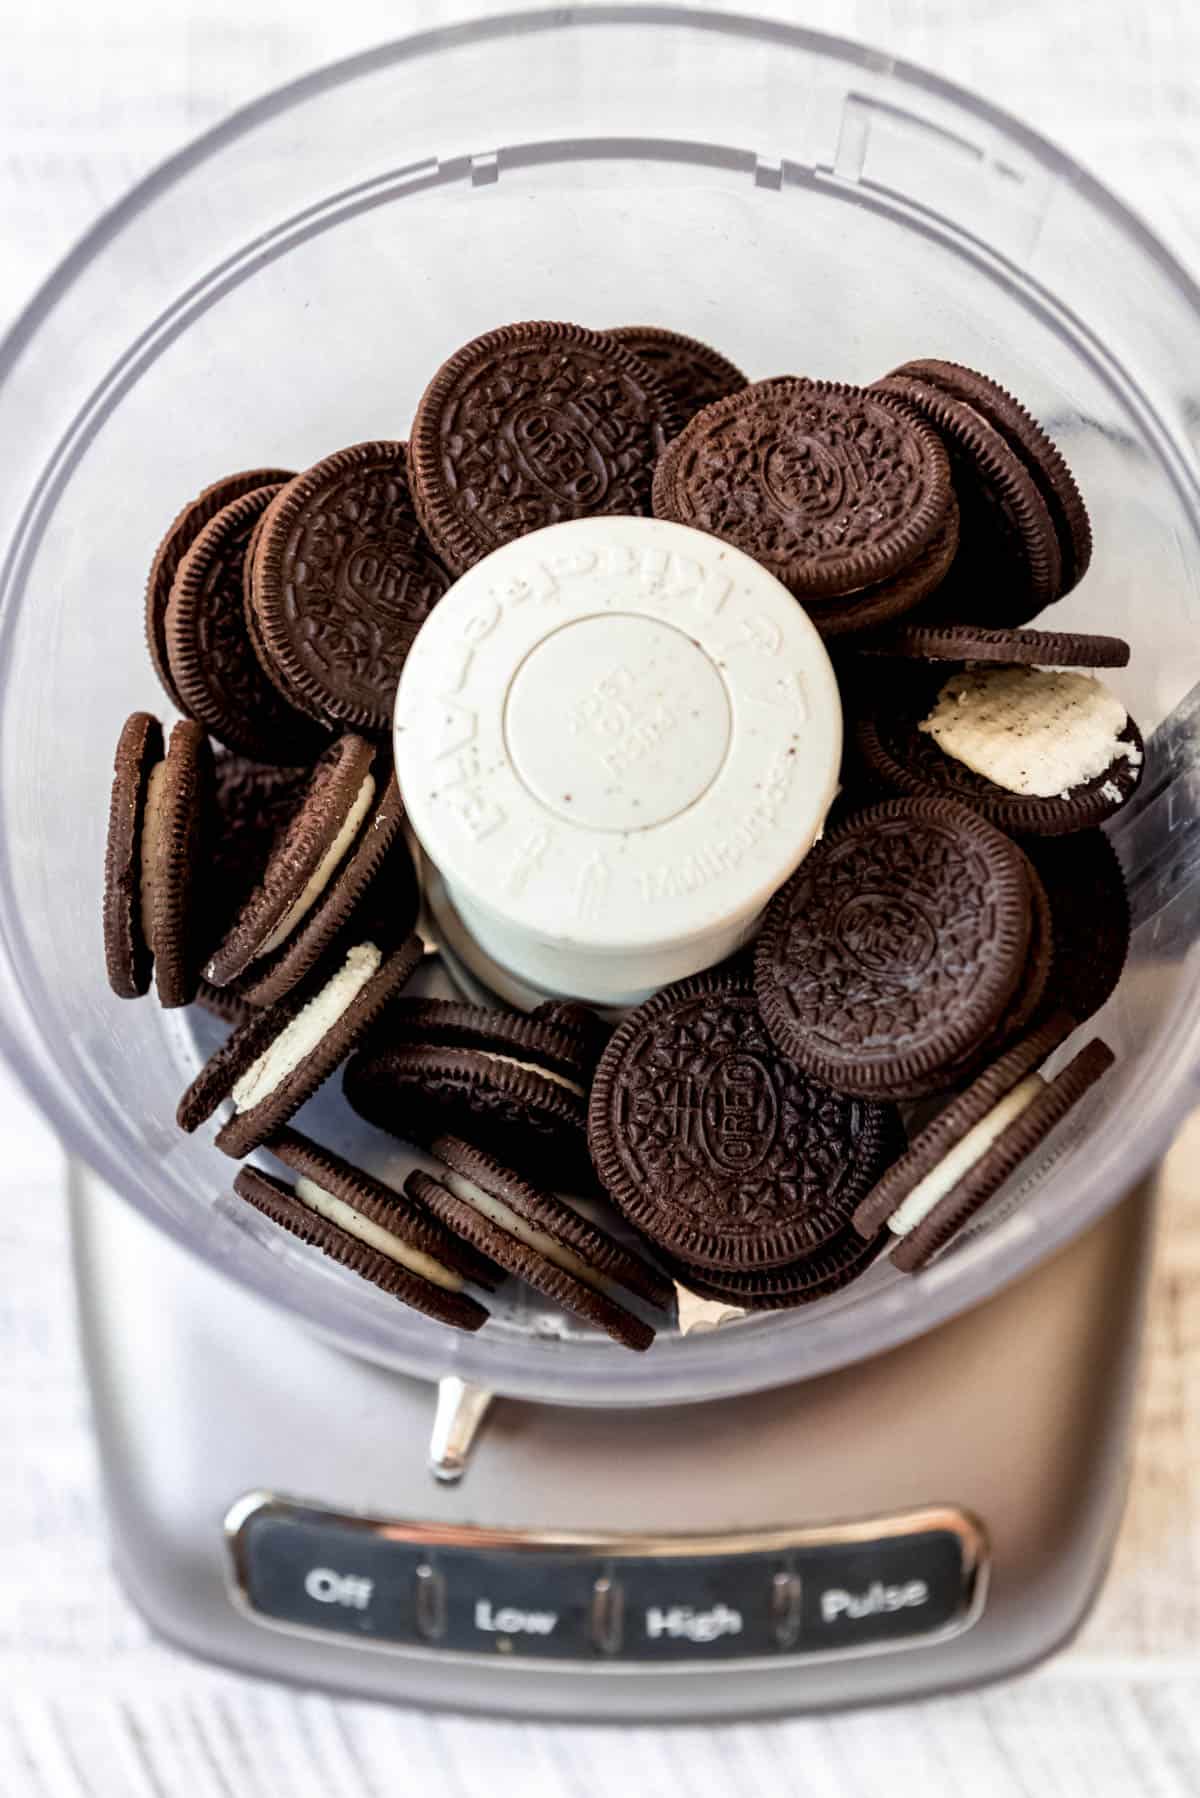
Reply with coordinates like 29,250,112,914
394,516,841,1000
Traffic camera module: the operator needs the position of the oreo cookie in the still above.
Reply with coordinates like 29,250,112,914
412,1134,669,1349
805,498,960,640
754,799,1034,1098
652,376,953,606
854,624,1129,668
854,662,1145,835
588,975,900,1272
250,442,452,735
103,711,213,1006
234,1164,490,1333
1022,830,1130,1026
343,999,593,1189
410,321,682,572
885,359,1092,595
667,1221,887,1312
205,735,412,1001
872,373,1062,623
853,1018,1113,1271
145,468,293,715
165,482,328,764
608,324,747,423
204,752,312,952
178,931,423,1157
270,1128,500,1290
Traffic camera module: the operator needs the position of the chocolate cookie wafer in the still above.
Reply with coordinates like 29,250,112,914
103,712,163,999
887,358,1092,594
1021,830,1130,1026
103,712,213,1007
165,480,328,763
205,735,393,986
608,324,747,423
805,498,960,640
853,1018,1113,1271
343,1001,593,1190
145,468,292,714
250,442,452,734
755,799,1034,1098
871,373,1062,623
854,624,1129,667
588,976,900,1273
667,1221,887,1312
410,321,682,572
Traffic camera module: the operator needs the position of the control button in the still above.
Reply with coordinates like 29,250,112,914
626,1557,772,1659
415,1564,446,1641
437,1550,597,1658
799,1530,969,1650
770,1570,802,1650
590,1576,624,1656
231,1513,412,1640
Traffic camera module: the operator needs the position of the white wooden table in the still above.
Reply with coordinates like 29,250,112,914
2,3,1198,1791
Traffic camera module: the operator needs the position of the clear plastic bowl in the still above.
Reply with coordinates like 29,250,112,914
2,8,1200,1406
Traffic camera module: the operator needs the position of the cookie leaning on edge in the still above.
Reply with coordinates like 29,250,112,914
234,1166,490,1333
103,711,213,1007
267,1126,500,1299
343,1000,595,1189
1021,829,1130,1027
144,468,293,716
249,442,452,735
871,374,1062,624
165,480,329,765
607,324,747,423
178,931,423,1157
411,1134,670,1350
887,358,1092,596
204,734,412,1001
852,1015,1113,1270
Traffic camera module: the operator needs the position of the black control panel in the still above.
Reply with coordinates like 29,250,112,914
227,1499,986,1663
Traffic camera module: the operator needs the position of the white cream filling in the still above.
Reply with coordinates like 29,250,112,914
256,774,376,959
675,1284,746,1336
440,1168,615,1296
887,1073,1046,1238
138,760,168,947
919,666,1138,798
231,941,382,1113
293,1173,463,1292
476,1050,586,1097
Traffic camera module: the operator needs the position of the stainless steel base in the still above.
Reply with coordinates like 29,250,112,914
71,1169,1156,1718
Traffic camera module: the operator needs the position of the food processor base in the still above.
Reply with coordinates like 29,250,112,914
71,1167,1155,1718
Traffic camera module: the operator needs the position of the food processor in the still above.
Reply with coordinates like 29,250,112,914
2,7,1198,1718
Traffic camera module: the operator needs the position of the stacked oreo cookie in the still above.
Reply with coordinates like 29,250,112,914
103,318,1137,1345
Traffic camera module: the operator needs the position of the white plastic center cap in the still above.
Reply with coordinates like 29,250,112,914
505,614,731,832
395,517,842,1005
